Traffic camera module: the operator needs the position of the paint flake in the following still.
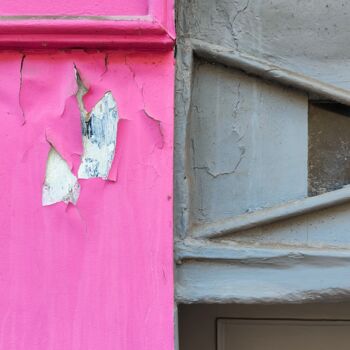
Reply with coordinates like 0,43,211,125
41,68,119,206
78,92,119,180
42,147,80,206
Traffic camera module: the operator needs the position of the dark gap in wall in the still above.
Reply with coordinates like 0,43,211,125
308,101,350,196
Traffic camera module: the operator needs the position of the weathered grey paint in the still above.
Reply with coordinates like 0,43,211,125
192,40,350,106
191,185,350,240
225,202,350,248
176,239,350,303
176,258,350,303
175,0,350,305
189,60,307,224
177,0,350,89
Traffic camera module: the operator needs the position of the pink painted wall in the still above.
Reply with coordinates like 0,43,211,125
0,50,174,349
0,0,148,16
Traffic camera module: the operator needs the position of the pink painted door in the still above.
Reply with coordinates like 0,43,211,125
0,2,175,349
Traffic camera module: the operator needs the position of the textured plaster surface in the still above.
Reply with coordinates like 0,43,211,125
0,51,174,349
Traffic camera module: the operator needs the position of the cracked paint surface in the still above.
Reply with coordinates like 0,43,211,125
78,92,119,179
188,60,307,224
42,67,121,205
0,51,174,350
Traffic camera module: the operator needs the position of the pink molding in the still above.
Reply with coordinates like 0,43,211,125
0,0,174,49
0,0,148,17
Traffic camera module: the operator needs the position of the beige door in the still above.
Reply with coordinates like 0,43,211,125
218,319,350,350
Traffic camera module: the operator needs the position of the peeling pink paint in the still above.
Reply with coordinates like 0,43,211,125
0,50,174,349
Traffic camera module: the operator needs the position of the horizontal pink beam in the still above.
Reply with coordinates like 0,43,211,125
0,34,174,50
0,0,148,16
0,17,163,34
0,18,175,49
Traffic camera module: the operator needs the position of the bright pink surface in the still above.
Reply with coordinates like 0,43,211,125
0,0,148,16
0,51,174,349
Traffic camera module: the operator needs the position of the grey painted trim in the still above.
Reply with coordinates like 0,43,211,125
176,240,350,303
176,239,350,303
192,39,350,106
175,239,350,263
174,41,194,239
191,185,350,239
176,262,350,304
174,303,179,350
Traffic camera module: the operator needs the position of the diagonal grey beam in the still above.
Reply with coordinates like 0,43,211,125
191,39,350,106
191,185,350,239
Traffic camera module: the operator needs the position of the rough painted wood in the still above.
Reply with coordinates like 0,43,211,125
176,258,350,303
175,0,350,307
192,185,350,239
226,201,350,249
192,40,350,106
0,0,175,49
176,239,350,262
178,0,350,90
189,59,307,225
0,51,174,349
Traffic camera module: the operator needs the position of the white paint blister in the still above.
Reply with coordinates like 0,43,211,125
78,92,119,180
42,147,80,206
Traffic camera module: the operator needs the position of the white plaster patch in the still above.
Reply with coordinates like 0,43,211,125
42,147,80,206
78,92,119,180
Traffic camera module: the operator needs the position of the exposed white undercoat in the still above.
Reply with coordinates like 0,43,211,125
78,92,119,180
42,147,80,206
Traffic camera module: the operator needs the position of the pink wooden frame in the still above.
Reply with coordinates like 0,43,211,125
0,0,174,49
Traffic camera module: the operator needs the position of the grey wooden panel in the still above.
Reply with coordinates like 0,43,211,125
228,202,350,248
218,319,350,350
177,0,350,89
189,60,308,226
176,258,350,303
